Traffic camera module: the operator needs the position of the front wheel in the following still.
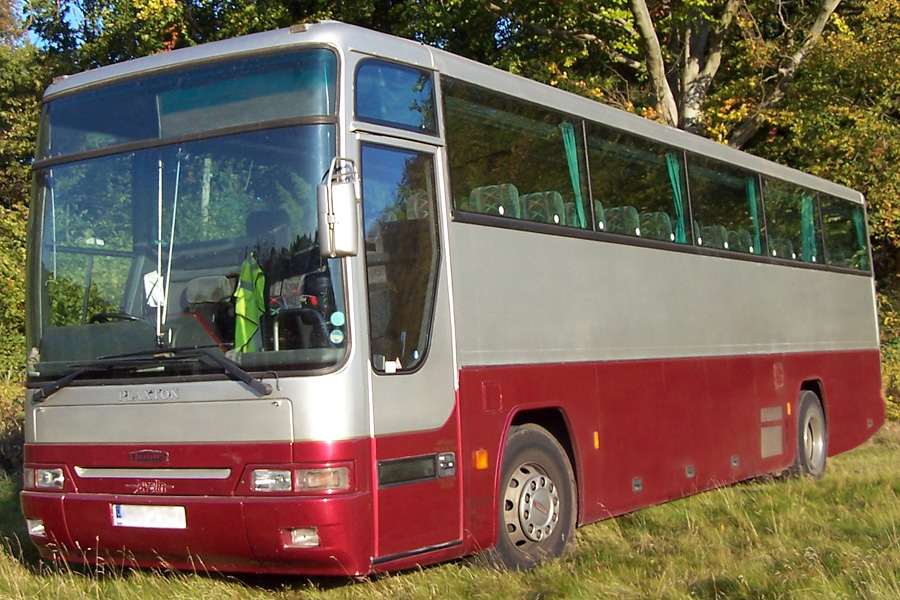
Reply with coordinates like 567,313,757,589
791,390,828,479
489,424,576,570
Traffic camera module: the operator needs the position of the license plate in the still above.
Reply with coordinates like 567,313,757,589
111,504,186,529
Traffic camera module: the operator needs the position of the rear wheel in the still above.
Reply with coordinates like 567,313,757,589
489,424,576,570
791,390,827,479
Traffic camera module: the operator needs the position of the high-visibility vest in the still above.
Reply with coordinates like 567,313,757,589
234,253,265,353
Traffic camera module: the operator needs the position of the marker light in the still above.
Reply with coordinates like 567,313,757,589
251,469,292,492
474,449,489,470
295,467,349,492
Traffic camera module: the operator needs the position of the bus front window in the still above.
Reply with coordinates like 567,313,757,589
31,125,344,379
28,49,346,380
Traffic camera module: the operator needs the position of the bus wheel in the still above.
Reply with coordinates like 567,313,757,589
490,424,576,570
791,390,828,479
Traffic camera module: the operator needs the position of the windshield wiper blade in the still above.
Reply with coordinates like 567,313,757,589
193,349,273,396
33,355,185,404
101,345,273,396
33,364,110,404
33,347,273,404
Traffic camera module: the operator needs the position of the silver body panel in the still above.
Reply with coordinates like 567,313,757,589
449,222,878,367
32,398,293,444
25,362,368,443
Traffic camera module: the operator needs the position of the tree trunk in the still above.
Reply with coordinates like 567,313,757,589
680,0,741,133
628,0,679,127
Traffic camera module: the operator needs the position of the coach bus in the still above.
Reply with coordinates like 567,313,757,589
21,21,883,575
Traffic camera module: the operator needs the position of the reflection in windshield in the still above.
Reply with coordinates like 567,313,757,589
30,125,346,378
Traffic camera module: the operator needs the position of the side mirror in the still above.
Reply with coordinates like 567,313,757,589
317,158,361,258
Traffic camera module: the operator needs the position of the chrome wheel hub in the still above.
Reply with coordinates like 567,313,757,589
503,463,560,545
804,411,826,469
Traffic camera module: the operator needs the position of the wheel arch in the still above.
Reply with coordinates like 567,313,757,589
800,379,826,423
508,407,580,518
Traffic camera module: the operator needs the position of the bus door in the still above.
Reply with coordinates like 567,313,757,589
359,138,462,561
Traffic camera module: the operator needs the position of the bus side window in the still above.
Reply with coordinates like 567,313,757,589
442,78,589,229
761,177,823,263
685,155,763,255
820,195,870,271
585,124,688,243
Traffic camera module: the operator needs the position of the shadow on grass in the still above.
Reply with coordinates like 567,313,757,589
231,557,473,593
689,575,745,599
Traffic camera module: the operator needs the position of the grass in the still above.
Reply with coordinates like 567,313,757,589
0,426,897,599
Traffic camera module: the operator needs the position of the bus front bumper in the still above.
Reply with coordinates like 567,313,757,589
21,490,374,576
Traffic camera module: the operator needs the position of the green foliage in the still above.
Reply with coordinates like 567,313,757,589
0,41,51,374
0,204,26,373
728,0,900,276
0,378,22,476
27,0,300,70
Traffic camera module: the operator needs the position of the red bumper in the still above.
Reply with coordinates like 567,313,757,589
21,490,374,576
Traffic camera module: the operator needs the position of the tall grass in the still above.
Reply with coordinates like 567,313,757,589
0,425,897,599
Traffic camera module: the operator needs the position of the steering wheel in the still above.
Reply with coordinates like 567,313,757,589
89,312,141,324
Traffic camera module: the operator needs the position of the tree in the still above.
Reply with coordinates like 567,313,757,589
24,0,310,70
0,41,48,371
395,1,846,149
627,0,843,146
743,0,900,278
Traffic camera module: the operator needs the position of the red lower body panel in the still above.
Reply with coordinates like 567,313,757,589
456,349,884,553
21,490,373,575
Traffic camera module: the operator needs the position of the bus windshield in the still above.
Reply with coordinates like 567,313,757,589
28,50,347,381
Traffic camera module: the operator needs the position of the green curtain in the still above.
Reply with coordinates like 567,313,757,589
234,253,265,353
665,153,687,243
559,122,586,229
851,208,870,270
746,177,762,255
801,194,816,262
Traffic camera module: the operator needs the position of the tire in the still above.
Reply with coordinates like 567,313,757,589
488,424,577,570
791,390,828,479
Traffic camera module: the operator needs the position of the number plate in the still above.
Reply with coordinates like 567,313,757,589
112,504,186,529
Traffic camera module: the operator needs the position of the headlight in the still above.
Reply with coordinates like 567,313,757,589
248,465,352,493
24,467,65,490
251,469,292,492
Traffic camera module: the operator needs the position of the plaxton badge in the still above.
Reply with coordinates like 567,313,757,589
119,388,179,402
128,449,170,464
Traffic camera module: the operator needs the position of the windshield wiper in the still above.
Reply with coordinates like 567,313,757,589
32,346,273,404
32,365,108,404
102,346,274,396
32,356,159,404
